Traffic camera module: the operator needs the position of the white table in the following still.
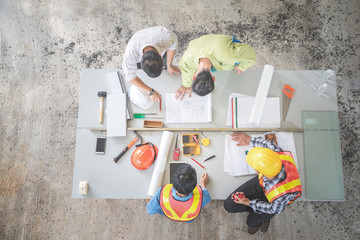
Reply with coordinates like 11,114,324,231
72,69,339,199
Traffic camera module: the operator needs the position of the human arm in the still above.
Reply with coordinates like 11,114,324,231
174,85,192,100
199,172,211,209
146,187,164,215
234,67,243,74
231,192,250,206
166,49,181,76
248,193,299,215
174,59,194,100
177,53,195,90
250,137,283,152
200,172,209,189
122,40,141,82
230,191,296,215
234,44,256,72
130,76,161,102
230,132,252,146
201,188,211,209
230,132,283,151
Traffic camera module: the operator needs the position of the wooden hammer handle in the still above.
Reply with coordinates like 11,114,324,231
114,137,139,163
99,96,104,123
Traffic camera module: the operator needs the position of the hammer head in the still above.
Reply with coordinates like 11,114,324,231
134,130,143,144
98,91,107,97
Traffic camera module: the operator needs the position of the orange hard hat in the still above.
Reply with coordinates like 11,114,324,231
246,147,282,177
131,142,159,170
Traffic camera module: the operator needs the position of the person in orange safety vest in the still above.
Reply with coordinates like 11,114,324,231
147,164,211,222
224,132,302,235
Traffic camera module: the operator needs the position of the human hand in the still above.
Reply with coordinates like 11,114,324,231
231,192,250,205
234,67,243,74
175,86,192,100
167,65,181,76
200,172,209,188
149,91,161,102
231,132,251,146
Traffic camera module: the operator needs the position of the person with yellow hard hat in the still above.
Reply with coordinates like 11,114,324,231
147,164,211,222
224,132,302,235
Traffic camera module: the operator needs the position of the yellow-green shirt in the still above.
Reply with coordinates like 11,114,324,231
179,34,256,87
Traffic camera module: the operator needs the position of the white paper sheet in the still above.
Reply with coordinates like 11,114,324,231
224,132,298,176
106,93,126,137
165,93,212,123
249,65,275,126
224,135,258,176
147,131,175,196
226,93,281,128
276,132,299,168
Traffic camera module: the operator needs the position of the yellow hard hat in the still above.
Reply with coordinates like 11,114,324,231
246,147,282,177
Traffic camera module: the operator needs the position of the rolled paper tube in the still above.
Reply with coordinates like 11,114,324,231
248,65,275,126
147,131,175,196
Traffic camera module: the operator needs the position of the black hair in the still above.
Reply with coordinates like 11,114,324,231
192,70,215,96
171,164,197,196
141,49,163,78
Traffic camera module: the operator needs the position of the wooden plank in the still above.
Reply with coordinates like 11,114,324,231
88,127,303,132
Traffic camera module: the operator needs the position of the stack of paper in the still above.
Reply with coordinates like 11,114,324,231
224,132,299,177
224,134,259,176
227,93,280,128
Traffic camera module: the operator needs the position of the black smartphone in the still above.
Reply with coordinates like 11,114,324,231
95,137,106,155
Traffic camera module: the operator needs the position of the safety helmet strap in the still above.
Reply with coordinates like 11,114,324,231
135,142,157,163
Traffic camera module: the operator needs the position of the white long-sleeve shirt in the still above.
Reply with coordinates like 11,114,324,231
122,26,177,81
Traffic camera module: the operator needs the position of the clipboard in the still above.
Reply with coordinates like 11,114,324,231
169,161,187,183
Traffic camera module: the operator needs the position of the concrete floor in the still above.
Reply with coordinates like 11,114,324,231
1,0,359,239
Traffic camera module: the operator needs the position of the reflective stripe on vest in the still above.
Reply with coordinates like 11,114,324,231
259,152,302,203
160,184,203,222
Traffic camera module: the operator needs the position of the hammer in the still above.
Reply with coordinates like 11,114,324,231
98,91,107,123
114,131,143,163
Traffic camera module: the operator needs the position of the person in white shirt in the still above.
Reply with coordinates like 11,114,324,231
122,26,180,109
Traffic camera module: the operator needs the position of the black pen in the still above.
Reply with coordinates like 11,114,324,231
204,155,216,162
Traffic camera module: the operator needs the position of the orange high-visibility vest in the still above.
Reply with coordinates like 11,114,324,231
159,184,203,222
259,151,302,204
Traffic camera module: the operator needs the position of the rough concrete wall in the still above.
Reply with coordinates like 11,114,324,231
0,0,359,239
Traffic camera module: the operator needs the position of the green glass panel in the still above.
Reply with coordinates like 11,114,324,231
302,111,344,200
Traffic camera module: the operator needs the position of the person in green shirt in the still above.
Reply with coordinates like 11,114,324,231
175,34,256,100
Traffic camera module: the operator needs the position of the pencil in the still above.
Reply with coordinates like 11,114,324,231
204,155,216,162
235,97,238,128
231,98,234,128
159,98,162,112
190,157,206,170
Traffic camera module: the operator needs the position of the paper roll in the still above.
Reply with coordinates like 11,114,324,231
248,65,275,126
147,131,175,196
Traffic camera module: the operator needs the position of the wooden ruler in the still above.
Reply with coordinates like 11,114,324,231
89,127,304,132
